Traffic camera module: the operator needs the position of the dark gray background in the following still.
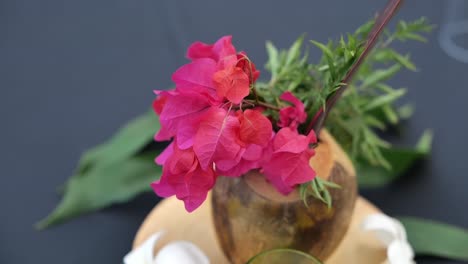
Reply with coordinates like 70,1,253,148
1,0,467,263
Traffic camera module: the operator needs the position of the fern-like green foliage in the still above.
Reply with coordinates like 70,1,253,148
258,17,433,206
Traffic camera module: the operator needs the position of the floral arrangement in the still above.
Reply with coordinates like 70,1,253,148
151,35,319,211
148,6,435,211
37,1,468,262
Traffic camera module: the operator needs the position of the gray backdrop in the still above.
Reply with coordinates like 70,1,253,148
1,0,467,263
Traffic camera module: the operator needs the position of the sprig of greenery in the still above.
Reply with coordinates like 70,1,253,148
260,17,433,206
328,17,433,167
299,177,341,208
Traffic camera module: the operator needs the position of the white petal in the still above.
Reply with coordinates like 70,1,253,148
387,240,415,264
124,232,165,264
362,214,404,245
154,241,210,264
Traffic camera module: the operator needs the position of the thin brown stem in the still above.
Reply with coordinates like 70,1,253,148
244,99,281,111
251,85,260,103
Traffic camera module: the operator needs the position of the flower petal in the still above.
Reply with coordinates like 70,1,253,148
172,58,217,89
193,107,241,170
187,35,236,62
155,241,210,264
212,67,250,104
238,109,272,147
123,232,165,264
387,240,415,264
362,214,415,264
362,214,406,245
155,142,174,165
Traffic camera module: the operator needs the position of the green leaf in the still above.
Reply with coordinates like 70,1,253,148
363,88,406,112
266,41,280,78
311,40,336,79
398,104,414,119
37,154,162,229
374,49,417,71
357,130,432,188
382,104,399,125
360,64,402,89
286,36,304,66
56,110,159,194
77,110,160,174
300,177,340,208
246,248,323,264
399,217,468,261
392,53,417,71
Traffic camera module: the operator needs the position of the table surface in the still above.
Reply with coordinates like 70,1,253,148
1,1,467,263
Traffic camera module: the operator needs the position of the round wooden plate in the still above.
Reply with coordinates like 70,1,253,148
133,194,387,263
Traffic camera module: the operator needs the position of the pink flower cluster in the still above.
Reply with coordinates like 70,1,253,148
151,36,317,212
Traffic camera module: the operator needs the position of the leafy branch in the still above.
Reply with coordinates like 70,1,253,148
261,17,433,205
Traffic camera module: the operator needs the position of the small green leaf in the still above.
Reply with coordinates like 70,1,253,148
301,177,340,208
246,248,323,264
382,104,399,124
399,217,468,261
363,88,406,112
416,130,433,153
286,36,304,66
392,53,417,71
364,116,387,130
37,154,162,229
310,40,334,61
398,104,414,119
357,130,432,188
361,64,402,89
311,40,337,79
374,49,417,71
266,41,279,78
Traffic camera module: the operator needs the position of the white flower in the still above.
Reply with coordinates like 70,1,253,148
123,231,210,264
362,214,415,264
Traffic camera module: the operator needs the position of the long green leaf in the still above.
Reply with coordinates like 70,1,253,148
360,64,402,89
363,88,406,112
266,41,279,78
78,110,159,174
57,110,159,195
37,154,162,229
399,217,468,261
286,36,304,66
357,130,432,188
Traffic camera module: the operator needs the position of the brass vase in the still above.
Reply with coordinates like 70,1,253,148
211,130,357,263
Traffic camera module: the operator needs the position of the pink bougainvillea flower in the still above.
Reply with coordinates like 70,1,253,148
262,127,317,194
236,52,260,83
171,58,221,103
278,91,307,130
154,90,211,148
217,143,264,177
152,35,269,212
155,142,174,165
212,66,250,104
237,109,272,147
212,52,260,104
193,107,241,170
151,143,216,212
176,36,260,105
186,35,236,62
215,109,272,177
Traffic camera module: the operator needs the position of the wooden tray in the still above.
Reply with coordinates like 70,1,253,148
133,194,387,263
